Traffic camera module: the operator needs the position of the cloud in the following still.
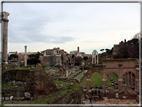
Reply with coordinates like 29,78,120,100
83,41,103,42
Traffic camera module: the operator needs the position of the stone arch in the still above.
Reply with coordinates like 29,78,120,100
92,50,99,64
122,70,136,77
122,70,137,91
86,69,103,90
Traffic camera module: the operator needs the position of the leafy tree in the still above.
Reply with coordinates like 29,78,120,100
72,54,75,58
75,57,83,66
100,49,104,52
8,54,18,60
27,52,41,65
83,56,88,60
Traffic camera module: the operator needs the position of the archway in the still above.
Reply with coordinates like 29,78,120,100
90,72,102,88
106,72,118,90
123,71,136,90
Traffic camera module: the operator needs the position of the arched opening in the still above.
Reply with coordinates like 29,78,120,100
90,72,102,88
123,71,135,90
106,72,118,90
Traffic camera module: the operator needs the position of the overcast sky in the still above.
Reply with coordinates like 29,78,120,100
2,3,140,54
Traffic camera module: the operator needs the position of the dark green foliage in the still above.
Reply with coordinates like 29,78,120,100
8,54,18,60
100,49,104,52
75,57,83,66
72,54,75,58
83,56,88,60
27,52,41,65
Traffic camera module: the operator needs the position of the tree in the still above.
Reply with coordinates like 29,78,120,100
75,57,83,66
72,54,75,58
8,54,18,60
83,56,88,60
27,52,41,65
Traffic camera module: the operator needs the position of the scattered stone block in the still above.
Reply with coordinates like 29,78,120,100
8,81,12,85
10,96,14,100
24,92,31,100
30,97,33,100
70,83,73,86
12,80,16,85
122,96,126,99
103,97,108,100
15,86,18,88
5,97,9,101
21,97,25,101
116,93,119,99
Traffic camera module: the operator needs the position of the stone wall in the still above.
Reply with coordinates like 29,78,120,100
43,55,62,67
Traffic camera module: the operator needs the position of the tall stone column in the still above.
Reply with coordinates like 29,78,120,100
25,46,27,67
1,12,10,63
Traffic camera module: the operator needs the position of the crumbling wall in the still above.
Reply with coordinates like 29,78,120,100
2,69,57,98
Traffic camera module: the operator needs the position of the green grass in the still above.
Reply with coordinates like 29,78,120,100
109,72,118,83
3,64,10,66
3,82,22,89
54,80,69,89
14,67,31,69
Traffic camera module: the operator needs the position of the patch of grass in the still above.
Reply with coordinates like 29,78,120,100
2,82,22,89
81,78,86,88
3,64,10,66
14,67,31,69
54,80,69,89
81,72,112,88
